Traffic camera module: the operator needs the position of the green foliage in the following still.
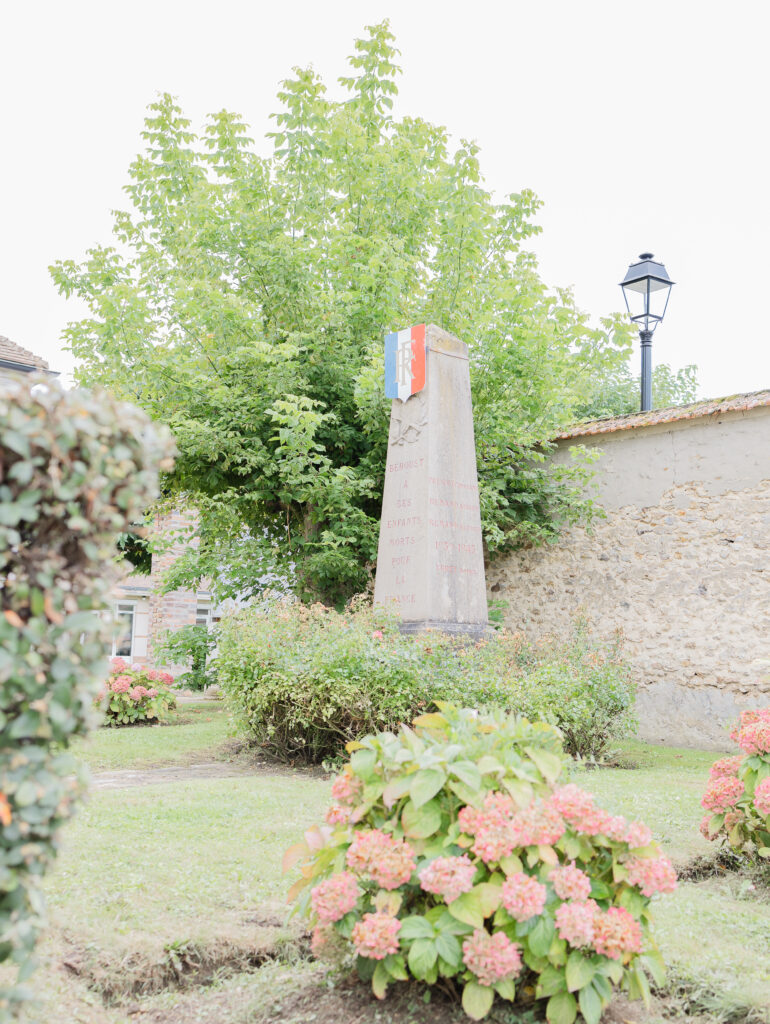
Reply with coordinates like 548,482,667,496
52,21,639,605
217,603,431,763
700,710,770,858
154,624,219,691
215,603,635,764
100,660,177,724
286,705,673,1020
0,380,173,1019
573,359,699,422
456,623,637,760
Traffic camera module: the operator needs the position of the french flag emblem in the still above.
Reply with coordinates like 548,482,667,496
384,323,426,402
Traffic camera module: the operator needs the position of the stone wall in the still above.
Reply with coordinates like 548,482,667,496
488,403,770,748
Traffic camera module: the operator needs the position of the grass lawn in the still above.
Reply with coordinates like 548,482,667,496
6,717,770,1024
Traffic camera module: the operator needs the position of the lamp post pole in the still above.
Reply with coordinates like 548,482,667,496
640,328,653,412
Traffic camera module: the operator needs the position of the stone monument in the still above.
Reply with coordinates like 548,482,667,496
373,323,490,636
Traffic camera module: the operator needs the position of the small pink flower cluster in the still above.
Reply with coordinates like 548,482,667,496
130,685,148,701
462,929,523,986
459,792,567,863
550,784,632,838
110,657,128,671
346,829,416,890
550,862,592,901
143,668,174,685
310,871,359,923
371,630,384,640
737,722,770,756
624,821,653,848
331,769,360,805
729,708,770,742
351,911,401,959
730,709,770,755
325,768,362,825
699,813,716,841
625,856,678,896
110,675,132,693
701,776,744,813
709,755,743,780
554,899,598,947
592,906,643,961
418,855,476,903
555,901,642,959
753,777,770,817
500,872,547,922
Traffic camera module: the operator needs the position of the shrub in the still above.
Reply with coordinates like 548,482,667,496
285,705,675,1023
457,625,636,760
216,603,635,764
154,623,218,691
700,708,770,857
0,380,173,1017
217,603,433,763
99,658,176,725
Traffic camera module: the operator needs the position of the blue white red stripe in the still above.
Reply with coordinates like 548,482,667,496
384,323,426,402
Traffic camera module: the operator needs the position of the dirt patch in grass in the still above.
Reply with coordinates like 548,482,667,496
60,927,307,1004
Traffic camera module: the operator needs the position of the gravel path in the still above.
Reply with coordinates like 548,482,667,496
91,761,260,789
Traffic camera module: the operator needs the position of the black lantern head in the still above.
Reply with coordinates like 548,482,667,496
620,253,674,329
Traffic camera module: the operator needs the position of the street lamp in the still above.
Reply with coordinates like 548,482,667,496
620,253,674,412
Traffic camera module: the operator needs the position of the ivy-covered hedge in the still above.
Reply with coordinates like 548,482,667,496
0,380,173,1018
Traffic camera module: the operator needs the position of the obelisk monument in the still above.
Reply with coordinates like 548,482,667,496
373,323,490,637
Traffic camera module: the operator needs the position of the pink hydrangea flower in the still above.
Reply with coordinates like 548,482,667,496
709,755,744,780
372,630,384,640
346,829,416,889
554,899,598,948
625,821,653,848
548,785,612,836
510,800,566,847
601,815,630,842
159,672,174,686
331,769,361,806
699,814,717,841
310,871,359,923
550,862,592,901
110,657,128,671
146,687,158,698
701,776,744,812
625,856,677,896
730,709,770,743
110,675,131,694
501,872,547,922
592,906,643,960
418,855,476,903
351,912,401,959
462,929,523,986
129,686,148,701
737,722,770,756
325,804,350,826
753,777,770,817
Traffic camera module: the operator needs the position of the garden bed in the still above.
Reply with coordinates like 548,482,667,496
7,718,769,1023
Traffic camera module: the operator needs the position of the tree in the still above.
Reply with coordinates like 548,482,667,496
573,357,699,422
52,22,641,605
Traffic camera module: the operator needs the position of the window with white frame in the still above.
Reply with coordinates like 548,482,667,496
113,601,136,658
195,601,221,630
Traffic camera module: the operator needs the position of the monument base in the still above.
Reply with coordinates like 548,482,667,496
398,619,496,640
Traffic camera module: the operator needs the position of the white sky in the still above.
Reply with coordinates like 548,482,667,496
2,0,769,400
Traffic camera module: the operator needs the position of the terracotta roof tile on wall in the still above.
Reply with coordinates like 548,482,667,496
0,335,50,371
556,389,770,441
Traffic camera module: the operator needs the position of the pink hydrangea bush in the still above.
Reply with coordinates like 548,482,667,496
97,658,176,726
700,708,770,857
284,705,675,1023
